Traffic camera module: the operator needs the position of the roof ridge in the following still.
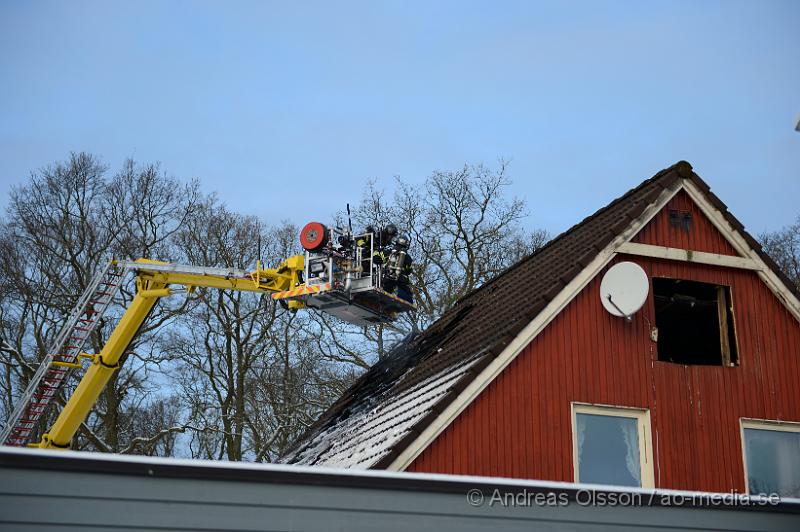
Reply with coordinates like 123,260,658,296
447,161,687,312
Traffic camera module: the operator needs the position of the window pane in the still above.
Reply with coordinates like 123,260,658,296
744,428,800,498
576,413,641,487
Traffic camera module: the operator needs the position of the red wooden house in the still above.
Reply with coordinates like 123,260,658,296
281,162,800,497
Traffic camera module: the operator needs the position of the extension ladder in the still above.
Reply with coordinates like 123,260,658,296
0,261,131,446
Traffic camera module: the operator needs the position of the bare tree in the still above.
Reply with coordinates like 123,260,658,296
316,162,550,376
394,161,548,324
0,153,199,454
0,153,112,440
760,216,800,289
166,199,341,461
245,309,355,462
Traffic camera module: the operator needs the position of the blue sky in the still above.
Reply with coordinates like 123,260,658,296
1,0,798,236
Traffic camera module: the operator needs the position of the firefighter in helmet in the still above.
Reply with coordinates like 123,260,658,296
381,233,413,303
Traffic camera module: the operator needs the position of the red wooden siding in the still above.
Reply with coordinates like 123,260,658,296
632,189,740,256
407,203,800,493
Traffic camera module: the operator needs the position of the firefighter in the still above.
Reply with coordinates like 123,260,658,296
382,234,413,303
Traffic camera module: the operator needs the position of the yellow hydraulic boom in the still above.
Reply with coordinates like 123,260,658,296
4,256,306,450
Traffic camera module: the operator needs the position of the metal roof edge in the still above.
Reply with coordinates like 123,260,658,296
2,447,798,513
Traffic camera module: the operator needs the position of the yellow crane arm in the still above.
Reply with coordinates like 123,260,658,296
36,256,305,449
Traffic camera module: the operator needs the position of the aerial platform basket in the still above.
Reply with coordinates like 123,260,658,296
273,223,416,326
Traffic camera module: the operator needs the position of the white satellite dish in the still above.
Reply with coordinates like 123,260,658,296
600,261,649,320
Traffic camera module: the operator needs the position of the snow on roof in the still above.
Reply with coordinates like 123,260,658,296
281,350,483,468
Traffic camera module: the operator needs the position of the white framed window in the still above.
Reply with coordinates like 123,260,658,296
571,403,655,488
740,419,800,498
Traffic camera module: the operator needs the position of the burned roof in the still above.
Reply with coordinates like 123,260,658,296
279,161,799,469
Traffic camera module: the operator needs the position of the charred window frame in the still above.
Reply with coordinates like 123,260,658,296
653,278,739,366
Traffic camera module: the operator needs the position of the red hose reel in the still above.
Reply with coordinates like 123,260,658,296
300,222,329,252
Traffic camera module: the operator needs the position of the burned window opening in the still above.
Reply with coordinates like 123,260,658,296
653,278,738,366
